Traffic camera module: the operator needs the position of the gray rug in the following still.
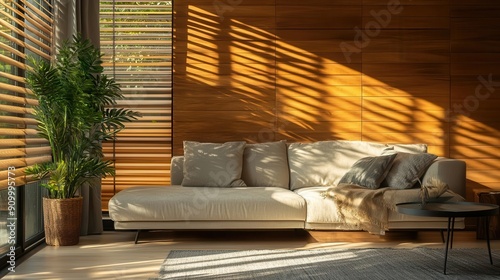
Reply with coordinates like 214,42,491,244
150,248,500,280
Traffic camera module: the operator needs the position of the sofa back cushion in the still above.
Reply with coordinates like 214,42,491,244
288,140,388,190
241,141,289,188
171,141,290,188
181,141,247,187
390,143,427,153
172,140,429,190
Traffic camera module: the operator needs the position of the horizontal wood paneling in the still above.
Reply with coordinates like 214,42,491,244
277,86,362,97
278,96,362,111
451,53,500,64
362,132,449,148
362,30,450,53
175,51,275,65
174,74,275,87
277,121,361,134
363,97,449,111
362,0,449,4
363,52,450,64
279,110,362,123
276,63,362,76
276,6,362,29
277,132,362,143
276,75,362,87
362,121,446,133
465,159,500,170
174,0,500,198
362,5,450,30
451,146,500,159
174,0,277,157
450,0,500,197
363,5,449,17
363,64,450,77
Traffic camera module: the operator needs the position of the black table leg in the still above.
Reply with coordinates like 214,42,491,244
486,216,493,265
450,217,455,249
444,217,452,275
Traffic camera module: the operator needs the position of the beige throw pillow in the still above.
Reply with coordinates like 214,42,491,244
241,140,289,188
181,141,247,187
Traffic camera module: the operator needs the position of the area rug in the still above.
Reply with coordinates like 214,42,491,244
150,248,500,280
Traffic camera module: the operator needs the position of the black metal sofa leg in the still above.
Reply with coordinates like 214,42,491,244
135,230,141,244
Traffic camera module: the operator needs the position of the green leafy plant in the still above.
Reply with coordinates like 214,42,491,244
25,35,140,199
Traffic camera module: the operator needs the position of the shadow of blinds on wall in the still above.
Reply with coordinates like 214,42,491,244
99,0,172,210
0,0,53,189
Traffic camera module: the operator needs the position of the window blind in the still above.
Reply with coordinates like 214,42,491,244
0,0,53,189
99,0,173,210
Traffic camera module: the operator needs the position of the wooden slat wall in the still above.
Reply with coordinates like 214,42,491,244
449,0,500,199
360,1,451,155
174,0,277,147
276,1,363,142
174,0,500,199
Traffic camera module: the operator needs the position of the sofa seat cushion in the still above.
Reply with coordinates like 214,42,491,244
109,186,306,222
293,186,345,224
295,185,465,232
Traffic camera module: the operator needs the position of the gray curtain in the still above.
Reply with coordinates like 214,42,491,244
54,0,103,236
76,0,100,47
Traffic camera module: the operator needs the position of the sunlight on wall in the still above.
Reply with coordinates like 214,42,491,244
174,2,500,194
181,5,451,155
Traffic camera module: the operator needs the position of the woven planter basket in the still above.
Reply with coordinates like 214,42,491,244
43,197,83,246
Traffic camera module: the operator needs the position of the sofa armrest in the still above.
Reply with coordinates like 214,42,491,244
171,156,184,185
421,158,466,198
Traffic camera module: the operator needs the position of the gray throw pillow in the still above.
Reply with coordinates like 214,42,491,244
339,154,397,189
382,152,438,189
241,141,289,188
181,141,247,187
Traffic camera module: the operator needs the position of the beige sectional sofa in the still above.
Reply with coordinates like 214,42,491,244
108,140,466,243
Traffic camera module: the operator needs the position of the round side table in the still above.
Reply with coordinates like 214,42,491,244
396,201,499,275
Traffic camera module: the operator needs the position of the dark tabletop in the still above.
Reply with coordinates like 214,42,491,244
396,201,499,218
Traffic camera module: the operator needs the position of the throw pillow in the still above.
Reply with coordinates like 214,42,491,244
241,140,289,188
381,152,438,189
338,154,397,189
181,141,247,187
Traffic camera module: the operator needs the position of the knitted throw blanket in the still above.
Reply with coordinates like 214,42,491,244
322,183,462,235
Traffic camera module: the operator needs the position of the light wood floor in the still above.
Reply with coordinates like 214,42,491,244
2,229,499,280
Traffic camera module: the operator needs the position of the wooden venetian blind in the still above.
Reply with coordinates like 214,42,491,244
0,0,53,189
99,0,173,210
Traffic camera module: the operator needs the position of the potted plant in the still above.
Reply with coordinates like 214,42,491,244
25,35,140,246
